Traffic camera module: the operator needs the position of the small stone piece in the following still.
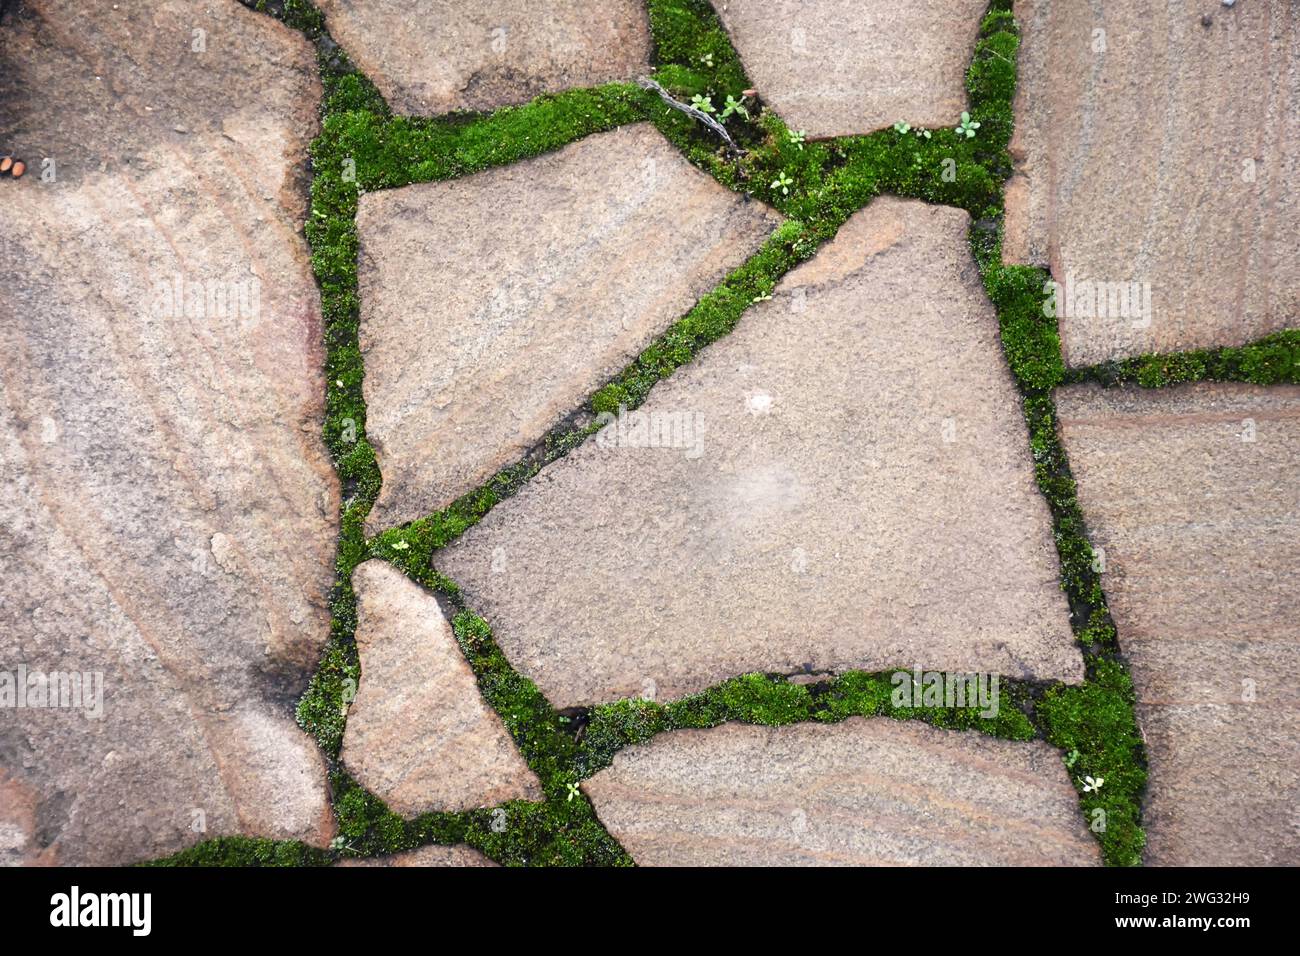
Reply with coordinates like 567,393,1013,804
340,561,542,815
715,0,988,138
316,0,652,115
584,718,1100,866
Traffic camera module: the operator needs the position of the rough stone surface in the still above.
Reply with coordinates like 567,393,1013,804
715,0,988,139
0,0,337,865
336,844,496,867
359,123,780,531
340,561,542,815
439,197,1082,709
1006,0,1300,365
316,0,651,115
585,718,1100,866
1056,383,1300,865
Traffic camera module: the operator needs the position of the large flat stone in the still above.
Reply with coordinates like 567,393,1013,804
584,718,1099,865
1006,0,1300,365
715,0,988,138
359,122,780,531
0,0,337,864
1056,383,1300,865
439,197,1082,709
340,561,542,815
316,0,651,115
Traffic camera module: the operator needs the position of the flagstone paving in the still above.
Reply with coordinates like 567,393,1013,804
358,122,780,531
1005,0,1300,365
341,561,542,815
1055,383,1300,865
714,0,988,138
3,0,1295,870
438,197,1081,710
0,0,337,864
584,718,1100,866
316,0,652,115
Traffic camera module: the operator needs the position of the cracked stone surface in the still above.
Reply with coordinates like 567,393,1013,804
336,844,496,867
584,718,1100,866
316,0,652,115
1056,383,1300,865
1005,0,1300,365
340,561,542,815
359,122,780,531
439,197,1082,709
0,0,337,865
715,0,988,138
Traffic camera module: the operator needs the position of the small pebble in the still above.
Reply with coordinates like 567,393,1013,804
0,156,11,173
11,161,25,178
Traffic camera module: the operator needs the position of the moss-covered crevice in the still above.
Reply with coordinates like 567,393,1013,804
1064,329,1300,389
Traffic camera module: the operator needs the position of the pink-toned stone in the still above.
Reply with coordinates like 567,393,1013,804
1056,382,1300,865
0,0,337,864
358,123,780,531
585,718,1100,866
438,197,1082,710
336,844,496,867
340,561,542,815
316,0,651,115
1006,0,1300,365
715,0,988,138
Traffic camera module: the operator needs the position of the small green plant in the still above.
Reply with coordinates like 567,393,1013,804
719,93,750,121
770,171,794,196
893,121,911,134
956,110,981,138
689,93,716,114
787,129,807,150
700,52,714,67
915,128,932,140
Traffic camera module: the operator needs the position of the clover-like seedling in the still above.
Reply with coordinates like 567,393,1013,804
1082,775,1105,793
893,121,911,135
771,171,794,196
700,52,714,67
565,781,581,802
720,94,751,121
956,111,981,138
787,129,807,150
689,93,716,114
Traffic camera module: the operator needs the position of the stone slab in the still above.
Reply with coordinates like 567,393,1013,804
715,0,988,138
0,0,337,865
439,197,1082,710
316,0,652,115
358,122,780,531
584,718,1100,866
1056,382,1300,865
1006,0,1300,365
340,561,542,815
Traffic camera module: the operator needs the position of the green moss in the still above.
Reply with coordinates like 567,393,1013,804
146,836,331,867
1038,660,1147,867
1067,329,1300,388
578,670,1039,779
